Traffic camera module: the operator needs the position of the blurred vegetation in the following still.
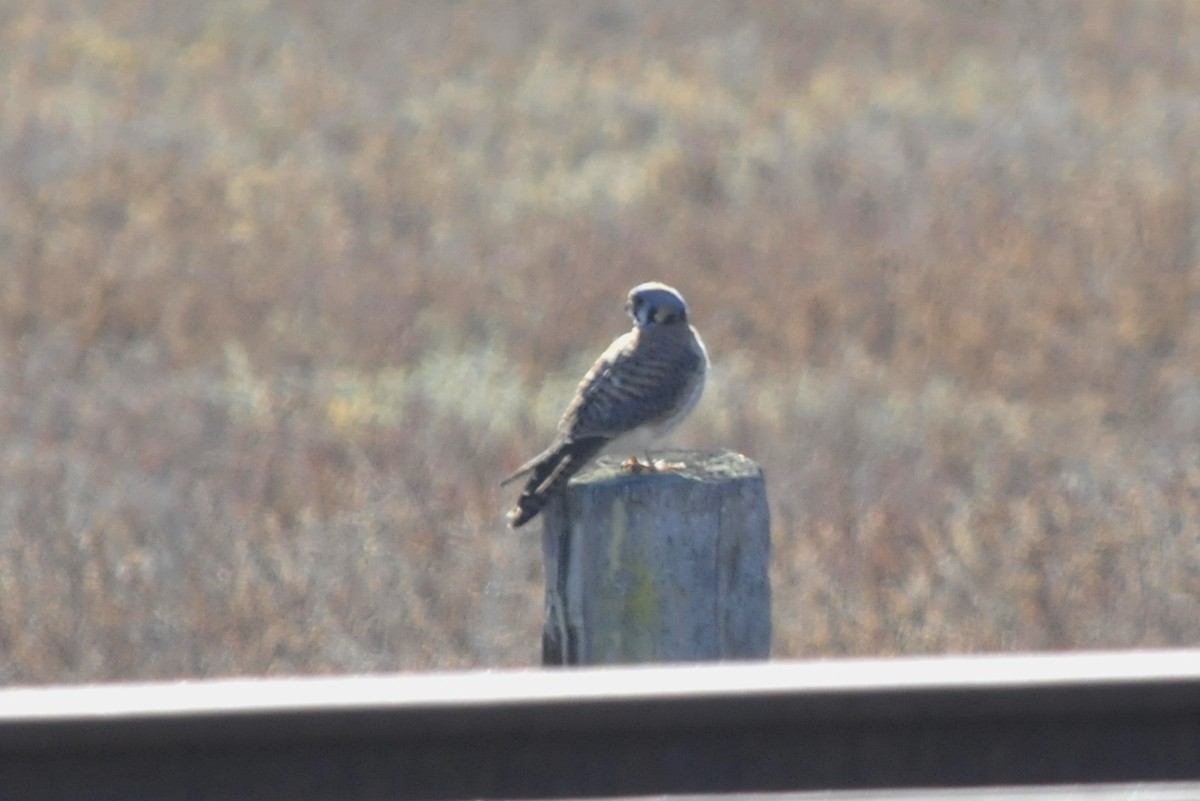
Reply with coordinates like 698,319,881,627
3,0,1200,683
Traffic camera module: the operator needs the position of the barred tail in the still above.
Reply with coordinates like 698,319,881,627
505,437,608,528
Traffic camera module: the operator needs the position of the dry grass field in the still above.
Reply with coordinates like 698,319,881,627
3,1,1200,684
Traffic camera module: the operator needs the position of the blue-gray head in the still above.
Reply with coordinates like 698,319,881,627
625,281,690,328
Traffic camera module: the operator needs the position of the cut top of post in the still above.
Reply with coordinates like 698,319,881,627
577,449,764,485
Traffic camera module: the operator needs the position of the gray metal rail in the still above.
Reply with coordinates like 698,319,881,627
2,649,1200,800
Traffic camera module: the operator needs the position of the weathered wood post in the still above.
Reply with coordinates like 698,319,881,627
541,449,770,665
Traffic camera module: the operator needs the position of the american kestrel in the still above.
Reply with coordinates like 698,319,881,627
502,281,709,528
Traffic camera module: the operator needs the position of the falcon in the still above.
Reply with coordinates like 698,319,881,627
502,281,709,528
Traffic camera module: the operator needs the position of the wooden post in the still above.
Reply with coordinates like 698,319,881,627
541,449,770,666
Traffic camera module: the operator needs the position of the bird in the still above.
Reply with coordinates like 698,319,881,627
501,281,709,528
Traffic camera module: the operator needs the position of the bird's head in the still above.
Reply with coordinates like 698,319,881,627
626,282,690,328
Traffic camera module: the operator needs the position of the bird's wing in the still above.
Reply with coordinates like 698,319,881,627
561,328,702,441
501,327,701,490
499,453,540,487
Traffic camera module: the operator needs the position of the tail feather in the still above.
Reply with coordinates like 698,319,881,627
505,437,607,528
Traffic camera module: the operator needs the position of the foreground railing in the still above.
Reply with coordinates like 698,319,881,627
2,649,1200,800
